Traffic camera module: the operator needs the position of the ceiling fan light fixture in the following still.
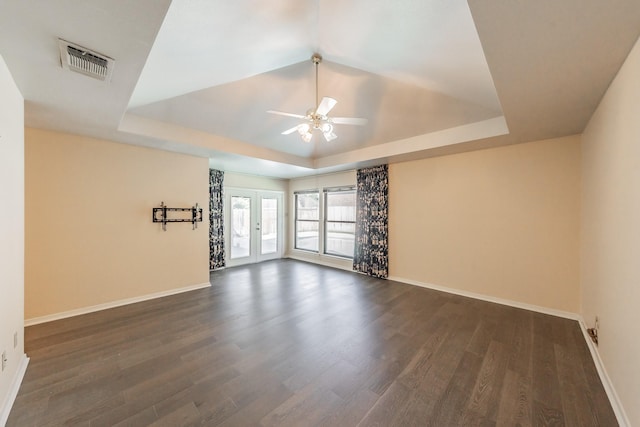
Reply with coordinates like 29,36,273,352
298,123,313,142
323,130,337,142
297,123,310,135
321,123,336,141
301,131,313,143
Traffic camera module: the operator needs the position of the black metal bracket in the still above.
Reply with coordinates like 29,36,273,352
153,201,203,231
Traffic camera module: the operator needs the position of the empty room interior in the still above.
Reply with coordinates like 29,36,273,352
1,1,640,426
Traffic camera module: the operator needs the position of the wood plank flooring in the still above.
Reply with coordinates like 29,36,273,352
8,259,617,426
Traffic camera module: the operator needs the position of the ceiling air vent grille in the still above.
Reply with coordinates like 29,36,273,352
58,39,114,82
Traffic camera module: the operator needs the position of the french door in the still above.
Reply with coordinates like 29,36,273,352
225,189,283,267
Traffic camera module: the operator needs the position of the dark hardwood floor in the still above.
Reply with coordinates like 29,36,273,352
8,259,617,426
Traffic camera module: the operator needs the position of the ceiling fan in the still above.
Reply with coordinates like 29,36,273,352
267,53,368,142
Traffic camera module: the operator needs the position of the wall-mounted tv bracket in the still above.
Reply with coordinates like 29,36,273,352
152,201,203,231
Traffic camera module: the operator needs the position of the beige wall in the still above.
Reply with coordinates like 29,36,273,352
25,128,210,321
581,36,640,426
389,135,581,313
224,171,288,192
0,55,26,423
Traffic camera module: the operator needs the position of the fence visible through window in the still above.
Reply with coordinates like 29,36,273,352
295,192,320,252
324,188,356,258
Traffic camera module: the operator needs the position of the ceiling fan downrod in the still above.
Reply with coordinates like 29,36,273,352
312,53,322,114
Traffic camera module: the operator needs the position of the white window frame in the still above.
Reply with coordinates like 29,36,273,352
323,187,356,259
294,190,320,253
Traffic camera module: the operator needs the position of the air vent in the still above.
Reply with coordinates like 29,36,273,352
58,39,114,82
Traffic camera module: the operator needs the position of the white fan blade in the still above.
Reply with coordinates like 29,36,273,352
281,125,300,135
315,97,337,116
330,117,368,125
267,110,306,119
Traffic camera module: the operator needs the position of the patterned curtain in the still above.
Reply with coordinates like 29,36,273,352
209,169,225,270
353,164,389,278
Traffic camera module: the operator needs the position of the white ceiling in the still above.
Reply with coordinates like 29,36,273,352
1,0,639,178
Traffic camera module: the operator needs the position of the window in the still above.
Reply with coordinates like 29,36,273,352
324,188,356,258
230,196,251,259
295,191,319,252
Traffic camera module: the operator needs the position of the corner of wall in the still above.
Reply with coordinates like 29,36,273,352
579,35,640,427
0,53,26,427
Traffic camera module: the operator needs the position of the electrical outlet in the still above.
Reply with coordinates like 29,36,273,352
587,316,599,346
1,351,6,371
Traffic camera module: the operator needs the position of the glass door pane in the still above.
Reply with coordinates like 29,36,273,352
226,189,282,267
230,196,251,259
261,197,278,255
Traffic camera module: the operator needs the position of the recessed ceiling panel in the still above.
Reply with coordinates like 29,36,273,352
130,58,502,159
128,0,503,163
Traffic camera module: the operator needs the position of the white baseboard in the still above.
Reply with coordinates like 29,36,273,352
0,353,29,427
388,275,580,320
24,282,211,326
388,275,628,426
576,317,630,427
286,253,353,272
